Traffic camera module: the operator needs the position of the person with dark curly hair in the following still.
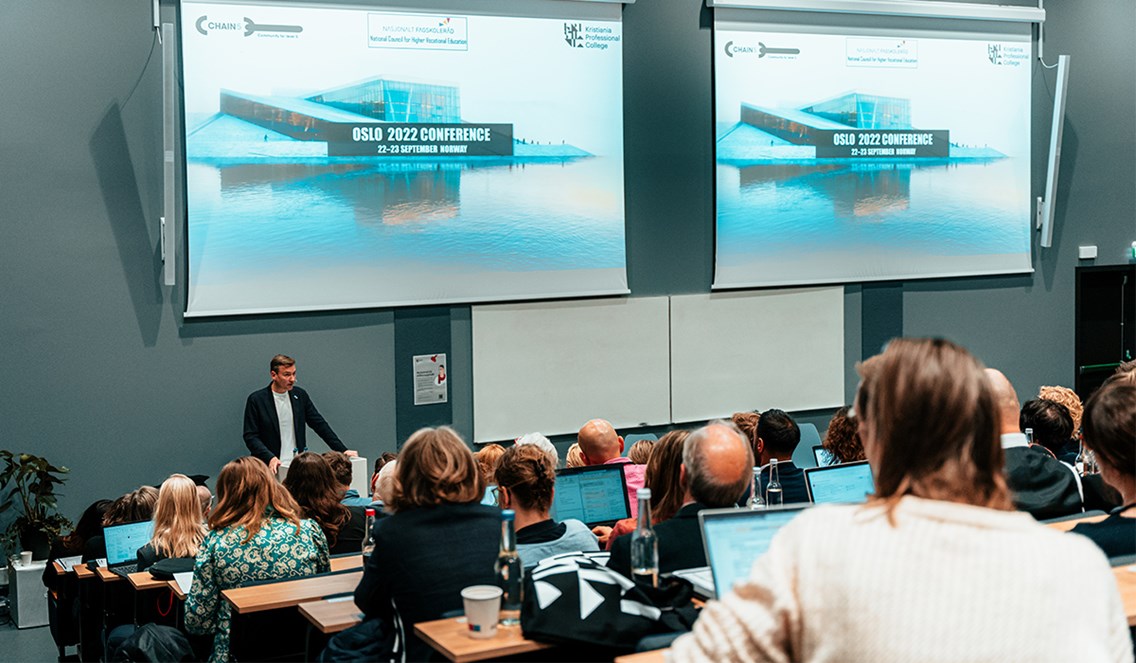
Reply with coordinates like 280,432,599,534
283,452,365,555
821,406,865,465
496,443,598,567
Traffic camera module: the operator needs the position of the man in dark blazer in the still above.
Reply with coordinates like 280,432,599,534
608,421,753,578
243,354,355,474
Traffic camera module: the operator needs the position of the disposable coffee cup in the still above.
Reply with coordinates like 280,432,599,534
19,551,33,566
461,585,503,639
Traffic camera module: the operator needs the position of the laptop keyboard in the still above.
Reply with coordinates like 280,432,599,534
112,564,139,577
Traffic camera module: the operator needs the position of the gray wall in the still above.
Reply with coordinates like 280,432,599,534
1,0,1133,530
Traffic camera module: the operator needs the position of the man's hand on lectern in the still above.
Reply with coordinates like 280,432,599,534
269,457,281,475
344,450,359,458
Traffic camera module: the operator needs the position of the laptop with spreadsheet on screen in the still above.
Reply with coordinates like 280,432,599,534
803,460,874,504
550,464,630,527
101,520,155,575
695,506,808,599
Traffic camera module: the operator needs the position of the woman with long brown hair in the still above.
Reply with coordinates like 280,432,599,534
671,338,1130,662
603,429,689,548
186,457,329,662
283,452,365,555
136,474,207,572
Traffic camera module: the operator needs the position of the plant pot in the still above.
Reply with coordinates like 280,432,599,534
18,528,51,561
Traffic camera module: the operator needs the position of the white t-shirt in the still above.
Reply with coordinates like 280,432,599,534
273,390,297,464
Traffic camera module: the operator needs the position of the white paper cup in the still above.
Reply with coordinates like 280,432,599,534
461,585,503,639
19,551,33,566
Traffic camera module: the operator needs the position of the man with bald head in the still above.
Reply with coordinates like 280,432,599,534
986,368,1082,520
607,421,754,579
577,418,648,519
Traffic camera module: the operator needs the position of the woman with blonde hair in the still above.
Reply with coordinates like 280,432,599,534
354,427,500,661
565,442,585,468
671,338,1130,662
186,457,329,662
136,474,207,572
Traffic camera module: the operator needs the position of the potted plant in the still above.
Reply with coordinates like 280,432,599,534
0,451,72,560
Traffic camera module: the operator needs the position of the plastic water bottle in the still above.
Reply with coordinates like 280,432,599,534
495,510,523,626
630,488,659,587
1024,427,1034,446
747,466,765,509
766,458,783,507
361,507,376,558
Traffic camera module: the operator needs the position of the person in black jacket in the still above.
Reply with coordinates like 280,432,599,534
1070,380,1135,558
608,421,753,579
242,354,356,475
354,427,500,662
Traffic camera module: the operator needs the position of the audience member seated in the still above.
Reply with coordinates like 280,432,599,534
46,499,110,571
136,474,207,572
374,460,399,514
1038,384,1084,443
369,452,397,497
495,444,598,567
670,338,1131,662
83,486,159,562
755,409,809,504
988,369,1083,520
197,485,213,519
186,457,329,663
608,421,752,578
475,443,505,487
354,427,500,662
578,419,647,518
821,405,865,465
515,432,559,466
605,430,690,549
565,442,585,468
627,439,656,465
730,411,760,459
284,452,365,555
1020,398,1078,463
1107,359,1136,385
323,450,374,507
1070,381,1136,558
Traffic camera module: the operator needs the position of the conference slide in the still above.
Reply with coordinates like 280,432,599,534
181,1,625,316
713,21,1033,288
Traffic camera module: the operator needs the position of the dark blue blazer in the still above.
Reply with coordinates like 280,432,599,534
242,385,344,463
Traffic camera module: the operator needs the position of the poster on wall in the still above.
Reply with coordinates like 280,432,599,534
413,353,447,406
181,1,626,316
713,18,1033,288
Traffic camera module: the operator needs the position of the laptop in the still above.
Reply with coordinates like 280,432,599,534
803,460,874,504
550,464,630,527
481,484,499,507
691,506,808,599
101,520,155,576
812,445,833,466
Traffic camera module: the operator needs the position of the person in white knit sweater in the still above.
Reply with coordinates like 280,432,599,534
670,338,1133,663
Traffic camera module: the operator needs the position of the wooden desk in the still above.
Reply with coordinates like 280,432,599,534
126,571,169,591
223,571,363,614
298,598,362,635
96,567,123,583
169,580,188,601
1045,513,1108,532
414,617,553,663
615,650,667,663
330,554,363,572
73,563,96,580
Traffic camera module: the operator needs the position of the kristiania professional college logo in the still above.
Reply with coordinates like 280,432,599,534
195,15,303,37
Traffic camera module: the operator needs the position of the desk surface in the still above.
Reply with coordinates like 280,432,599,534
330,555,363,572
414,617,553,663
126,571,170,591
73,564,96,579
222,571,362,615
615,650,666,663
298,598,363,634
1045,513,1108,532
1116,565,1136,627
96,567,123,583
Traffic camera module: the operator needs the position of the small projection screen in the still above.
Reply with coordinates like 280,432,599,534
181,0,626,316
713,9,1033,288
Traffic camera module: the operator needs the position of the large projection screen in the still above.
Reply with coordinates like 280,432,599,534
181,0,626,316
713,10,1033,288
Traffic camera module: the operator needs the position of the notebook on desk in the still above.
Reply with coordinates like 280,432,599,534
803,460,874,504
550,464,630,527
696,506,808,599
102,519,154,575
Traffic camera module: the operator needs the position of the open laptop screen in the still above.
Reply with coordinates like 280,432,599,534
103,520,155,566
550,464,630,527
803,460,874,504
700,507,806,598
